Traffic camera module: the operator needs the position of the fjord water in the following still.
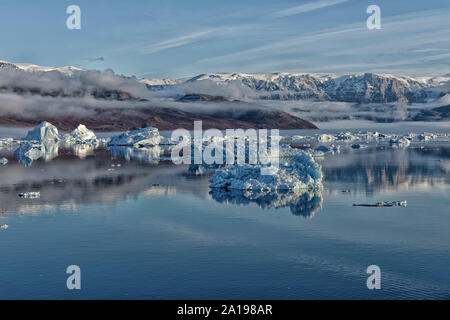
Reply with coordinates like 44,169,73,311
0,133,449,299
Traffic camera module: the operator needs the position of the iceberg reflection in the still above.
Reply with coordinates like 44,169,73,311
210,188,323,218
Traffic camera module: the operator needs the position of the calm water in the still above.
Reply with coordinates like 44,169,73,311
0,134,449,299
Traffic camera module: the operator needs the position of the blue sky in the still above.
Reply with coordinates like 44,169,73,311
1,0,449,78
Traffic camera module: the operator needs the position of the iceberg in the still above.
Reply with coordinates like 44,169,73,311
210,152,323,191
14,142,58,167
0,224,8,230
108,127,162,147
23,121,60,143
62,124,98,145
0,157,8,166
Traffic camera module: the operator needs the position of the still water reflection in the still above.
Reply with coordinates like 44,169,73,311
0,143,449,299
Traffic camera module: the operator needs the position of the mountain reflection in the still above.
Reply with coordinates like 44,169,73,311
210,188,323,218
321,146,450,192
1,144,449,217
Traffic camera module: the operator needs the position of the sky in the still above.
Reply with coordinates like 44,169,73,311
0,0,449,78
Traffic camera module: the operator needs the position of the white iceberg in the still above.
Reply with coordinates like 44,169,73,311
23,121,60,143
0,224,8,230
108,127,162,147
62,124,98,145
210,152,323,191
0,157,8,165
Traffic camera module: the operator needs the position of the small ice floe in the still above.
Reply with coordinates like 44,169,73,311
210,152,323,191
317,134,335,143
0,138,14,150
417,132,437,142
336,132,357,141
108,127,162,147
353,200,407,207
0,157,8,166
23,121,60,143
389,137,411,148
341,190,351,193
351,143,368,149
0,224,8,230
18,192,41,199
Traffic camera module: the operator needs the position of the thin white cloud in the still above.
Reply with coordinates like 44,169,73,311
140,30,214,54
274,0,351,18
139,27,239,55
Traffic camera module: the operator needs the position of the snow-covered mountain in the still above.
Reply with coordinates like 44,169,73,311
0,60,82,75
142,72,450,104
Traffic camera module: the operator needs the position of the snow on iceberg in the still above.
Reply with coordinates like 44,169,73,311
23,121,60,143
108,127,162,147
210,152,323,191
62,124,98,145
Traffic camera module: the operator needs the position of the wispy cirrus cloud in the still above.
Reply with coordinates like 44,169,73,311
273,0,352,18
139,27,239,55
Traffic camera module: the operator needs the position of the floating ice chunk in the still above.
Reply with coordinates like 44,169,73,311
18,192,41,199
353,200,407,207
0,157,8,166
108,127,162,147
417,133,437,142
390,137,410,147
0,224,8,230
210,152,323,191
336,132,356,141
62,124,98,145
23,121,60,143
317,134,335,142
0,138,14,149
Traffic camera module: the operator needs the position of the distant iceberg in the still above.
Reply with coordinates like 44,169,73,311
23,121,60,143
108,127,162,147
210,152,323,191
62,124,98,146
